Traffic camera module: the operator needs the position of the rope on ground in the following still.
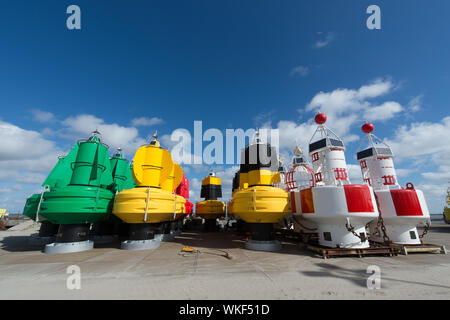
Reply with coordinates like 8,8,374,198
178,246,232,260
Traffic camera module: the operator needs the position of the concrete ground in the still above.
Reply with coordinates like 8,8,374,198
0,222,449,300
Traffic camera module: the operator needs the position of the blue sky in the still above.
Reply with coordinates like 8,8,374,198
0,0,449,213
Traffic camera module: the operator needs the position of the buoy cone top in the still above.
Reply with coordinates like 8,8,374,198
315,113,327,125
113,147,123,159
362,122,374,134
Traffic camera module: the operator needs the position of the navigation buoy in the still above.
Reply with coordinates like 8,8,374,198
195,169,226,231
287,114,378,248
228,130,290,252
112,134,186,250
28,131,135,254
357,124,431,244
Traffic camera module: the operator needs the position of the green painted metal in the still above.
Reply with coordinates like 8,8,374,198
22,145,79,220
38,186,115,224
43,143,79,189
38,135,114,224
23,134,135,225
110,150,135,192
69,136,113,187
22,193,41,221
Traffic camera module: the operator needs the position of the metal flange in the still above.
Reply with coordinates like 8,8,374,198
45,240,94,254
120,239,161,251
245,239,282,252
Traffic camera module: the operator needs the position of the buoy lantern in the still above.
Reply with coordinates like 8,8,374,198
314,113,327,124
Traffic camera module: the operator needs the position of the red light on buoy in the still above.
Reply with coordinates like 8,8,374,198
315,113,327,124
362,123,374,133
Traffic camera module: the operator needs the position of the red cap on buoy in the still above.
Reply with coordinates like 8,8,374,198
315,113,327,124
362,123,374,133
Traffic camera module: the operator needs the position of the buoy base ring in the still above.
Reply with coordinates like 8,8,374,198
245,239,282,252
45,240,94,254
120,238,161,251
156,231,177,242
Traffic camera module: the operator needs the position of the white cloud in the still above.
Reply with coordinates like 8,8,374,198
290,66,309,77
364,101,403,121
346,164,363,183
408,95,423,112
416,182,448,213
131,117,164,127
0,170,47,184
0,120,64,212
30,109,56,123
188,178,202,204
314,32,334,48
61,114,147,157
0,120,60,161
306,79,393,116
396,168,414,177
385,116,450,159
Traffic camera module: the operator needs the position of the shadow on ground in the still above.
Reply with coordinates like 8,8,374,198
0,235,45,252
300,262,450,290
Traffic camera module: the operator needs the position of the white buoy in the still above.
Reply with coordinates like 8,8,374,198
287,113,378,248
357,123,431,245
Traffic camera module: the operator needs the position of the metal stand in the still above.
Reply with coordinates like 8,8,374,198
245,223,282,252
121,223,161,251
121,239,160,251
45,240,94,254
245,239,282,252
38,221,59,237
45,224,94,254
90,221,119,244
204,219,217,232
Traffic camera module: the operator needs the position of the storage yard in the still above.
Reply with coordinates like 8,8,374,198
0,222,448,300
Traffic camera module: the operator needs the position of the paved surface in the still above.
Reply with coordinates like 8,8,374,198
0,222,449,299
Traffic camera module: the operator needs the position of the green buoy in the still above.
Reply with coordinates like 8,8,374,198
22,131,134,253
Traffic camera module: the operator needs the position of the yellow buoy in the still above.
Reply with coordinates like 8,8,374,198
228,130,290,251
195,169,226,230
113,133,186,224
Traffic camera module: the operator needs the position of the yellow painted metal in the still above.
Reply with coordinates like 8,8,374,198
113,187,186,223
248,169,274,186
444,207,450,222
272,172,281,184
0,208,7,219
239,172,249,189
195,200,226,219
228,186,290,223
161,162,183,192
132,144,173,187
113,137,187,224
201,176,221,186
